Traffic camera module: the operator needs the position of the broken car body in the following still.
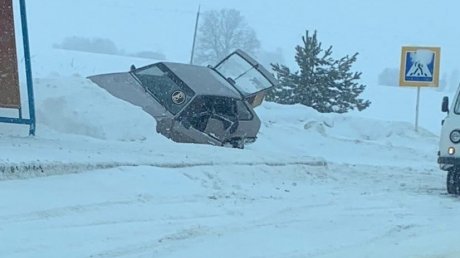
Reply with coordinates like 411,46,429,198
89,49,278,148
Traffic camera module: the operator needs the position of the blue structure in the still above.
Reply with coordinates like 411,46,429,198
0,0,36,135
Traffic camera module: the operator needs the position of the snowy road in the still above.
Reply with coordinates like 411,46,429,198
1,161,459,258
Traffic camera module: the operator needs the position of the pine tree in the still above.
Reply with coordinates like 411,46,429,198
266,30,371,113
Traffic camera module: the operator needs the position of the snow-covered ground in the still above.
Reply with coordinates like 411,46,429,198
0,48,458,257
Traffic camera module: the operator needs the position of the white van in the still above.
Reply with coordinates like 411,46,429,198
439,91,460,194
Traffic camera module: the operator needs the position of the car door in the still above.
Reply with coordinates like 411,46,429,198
213,49,279,107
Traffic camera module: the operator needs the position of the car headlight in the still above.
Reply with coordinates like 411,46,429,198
450,130,460,144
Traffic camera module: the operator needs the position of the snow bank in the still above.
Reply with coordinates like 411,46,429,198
0,49,442,176
254,102,438,166
34,76,162,142
258,102,437,144
359,85,447,135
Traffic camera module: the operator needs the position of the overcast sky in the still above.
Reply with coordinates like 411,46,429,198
19,0,460,85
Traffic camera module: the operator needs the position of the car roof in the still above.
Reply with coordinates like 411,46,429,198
162,62,242,99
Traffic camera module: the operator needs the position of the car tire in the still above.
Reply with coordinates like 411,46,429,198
231,138,245,149
223,138,244,149
447,167,459,195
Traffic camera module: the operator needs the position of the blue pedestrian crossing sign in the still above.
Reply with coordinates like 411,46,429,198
399,46,441,87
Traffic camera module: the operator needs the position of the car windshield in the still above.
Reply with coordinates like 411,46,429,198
215,52,274,96
133,64,194,115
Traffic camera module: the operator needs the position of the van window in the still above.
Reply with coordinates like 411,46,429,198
455,94,460,114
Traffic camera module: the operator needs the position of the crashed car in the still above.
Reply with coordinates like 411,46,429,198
89,49,278,148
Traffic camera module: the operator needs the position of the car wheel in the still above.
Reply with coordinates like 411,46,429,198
231,138,244,149
447,167,459,195
222,138,244,149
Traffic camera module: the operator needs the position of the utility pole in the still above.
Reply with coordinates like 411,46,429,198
189,5,200,65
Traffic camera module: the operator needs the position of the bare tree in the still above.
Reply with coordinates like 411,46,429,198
195,9,260,65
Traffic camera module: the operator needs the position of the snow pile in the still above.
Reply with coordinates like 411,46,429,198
259,102,436,142
0,72,440,174
34,76,162,142
0,48,441,175
359,85,447,135
254,102,438,166
1,76,329,177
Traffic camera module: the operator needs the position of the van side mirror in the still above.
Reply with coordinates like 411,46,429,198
442,96,449,113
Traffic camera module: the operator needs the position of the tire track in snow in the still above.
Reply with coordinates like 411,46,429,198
0,159,327,181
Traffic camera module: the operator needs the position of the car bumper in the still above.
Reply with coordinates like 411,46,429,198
438,156,460,165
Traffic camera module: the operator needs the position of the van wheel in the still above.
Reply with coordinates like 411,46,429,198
447,167,459,194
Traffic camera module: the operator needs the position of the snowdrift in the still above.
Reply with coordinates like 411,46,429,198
254,102,438,166
0,49,440,179
35,77,161,142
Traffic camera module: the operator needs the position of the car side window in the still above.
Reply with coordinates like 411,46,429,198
136,66,164,76
133,64,194,115
136,66,173,104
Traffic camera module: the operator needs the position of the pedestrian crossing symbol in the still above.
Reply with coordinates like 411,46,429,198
399,46,440,87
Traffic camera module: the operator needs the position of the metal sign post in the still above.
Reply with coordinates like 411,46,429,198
189,5,200,65
0,0,36,135
399,46,441,132
415,86,421,132
20,0,35,135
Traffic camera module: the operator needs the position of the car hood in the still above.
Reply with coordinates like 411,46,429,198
88,72,170,118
